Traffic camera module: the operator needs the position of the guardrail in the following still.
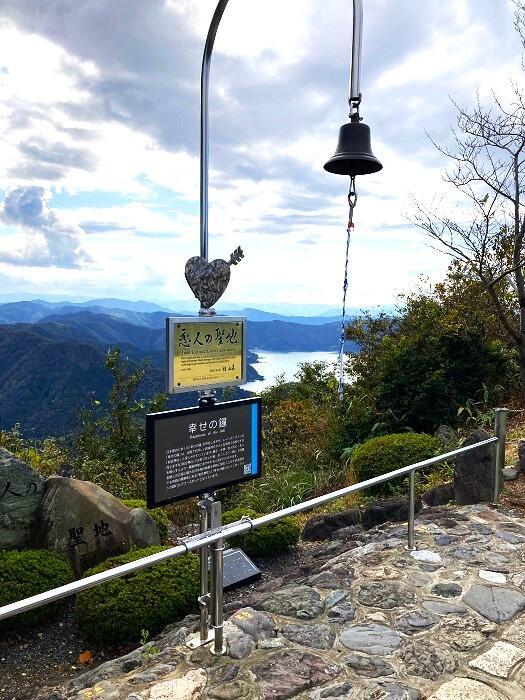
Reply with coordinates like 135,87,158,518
0,408,507,657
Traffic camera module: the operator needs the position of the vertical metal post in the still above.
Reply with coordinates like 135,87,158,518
200,0,230,262
200,0,364,257
198,495,210,643
492,408,508,506
349,0,363,114
187,494,214,649
210,501,225,655
406,469,416,551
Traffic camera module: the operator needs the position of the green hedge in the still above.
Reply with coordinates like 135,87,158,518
223,507,300,558
121,499,171,543
75,546,199,645
351,432,440,493
0,550,74,632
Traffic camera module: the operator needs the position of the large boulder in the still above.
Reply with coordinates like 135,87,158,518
454,429,496,505
302,496,422,542
422,482,454,507
361,496,422,530
0,448,44,549
302,509,361,542
31,476,160,575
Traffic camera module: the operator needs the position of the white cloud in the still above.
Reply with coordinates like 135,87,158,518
0,1,522,306
0,186,91,268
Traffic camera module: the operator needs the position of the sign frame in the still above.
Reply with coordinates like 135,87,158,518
146,397,262,508
166,316,247,394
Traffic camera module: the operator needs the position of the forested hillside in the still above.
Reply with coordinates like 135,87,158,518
0,302,356,435
0,321,261,436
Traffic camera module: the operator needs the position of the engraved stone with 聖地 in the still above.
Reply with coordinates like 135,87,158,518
0,447,44,549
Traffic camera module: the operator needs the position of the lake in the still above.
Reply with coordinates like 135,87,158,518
243,350,339,392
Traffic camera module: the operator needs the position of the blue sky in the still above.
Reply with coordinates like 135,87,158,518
0,0,523,310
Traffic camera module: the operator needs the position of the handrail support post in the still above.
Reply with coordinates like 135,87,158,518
186,493,215,649
210,501,226,655
405,469,417,551
492,408,508,507
199,494,212,643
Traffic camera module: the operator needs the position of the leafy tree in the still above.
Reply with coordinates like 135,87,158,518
345,282,516,437
223,361,349,513
74,348,166,492
412,8,525,401
261,361,340,414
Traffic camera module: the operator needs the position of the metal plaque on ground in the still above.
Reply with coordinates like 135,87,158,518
221,548,261,590
146,398,261,507
166,316,246,394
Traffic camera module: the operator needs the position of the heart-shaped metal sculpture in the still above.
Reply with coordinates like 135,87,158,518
185,247,244,310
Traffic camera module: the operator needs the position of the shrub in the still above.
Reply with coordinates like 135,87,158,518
264,397,344,467
222,507,300,558
75,546,199,645
351,432,440,494
0,550,74,632
121,499,171,543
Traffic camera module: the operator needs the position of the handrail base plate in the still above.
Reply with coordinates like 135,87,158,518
186,630,215,649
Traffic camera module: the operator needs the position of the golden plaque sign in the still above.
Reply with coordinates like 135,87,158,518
166,317,246,393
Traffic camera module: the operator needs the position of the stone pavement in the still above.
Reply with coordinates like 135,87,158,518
43,503,525,699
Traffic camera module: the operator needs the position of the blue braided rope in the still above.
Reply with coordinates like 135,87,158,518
338,177,356,401
338,223,352,401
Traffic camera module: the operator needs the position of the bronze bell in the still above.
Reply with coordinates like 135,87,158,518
324,121,382,177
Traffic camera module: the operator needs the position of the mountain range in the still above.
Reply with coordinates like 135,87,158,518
0,298,359,437
0,300,342,327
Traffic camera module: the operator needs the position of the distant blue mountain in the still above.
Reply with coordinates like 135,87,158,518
219,308,341,325
69,298,173,313
36,311,351,353
0,300,343,328
0,296,350,317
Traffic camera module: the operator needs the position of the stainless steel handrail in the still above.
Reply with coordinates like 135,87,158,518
0,435,498,624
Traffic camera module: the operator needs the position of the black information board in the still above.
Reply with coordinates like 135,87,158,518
146,398,262,507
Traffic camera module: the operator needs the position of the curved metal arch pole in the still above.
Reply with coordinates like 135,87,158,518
199,0,363,260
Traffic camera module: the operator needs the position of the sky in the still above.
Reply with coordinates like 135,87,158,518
0,0,523,312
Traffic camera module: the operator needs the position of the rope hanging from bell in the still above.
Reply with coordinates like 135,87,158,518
337,177,357,401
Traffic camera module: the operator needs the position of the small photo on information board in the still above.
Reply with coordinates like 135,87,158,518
146,398,261,508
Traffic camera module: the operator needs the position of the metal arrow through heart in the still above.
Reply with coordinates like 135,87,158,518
185,247,244,310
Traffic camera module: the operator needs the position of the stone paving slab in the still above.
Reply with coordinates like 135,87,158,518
469,640,525,678
428,677,506,699
502,620,525,648
37,503,525,700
